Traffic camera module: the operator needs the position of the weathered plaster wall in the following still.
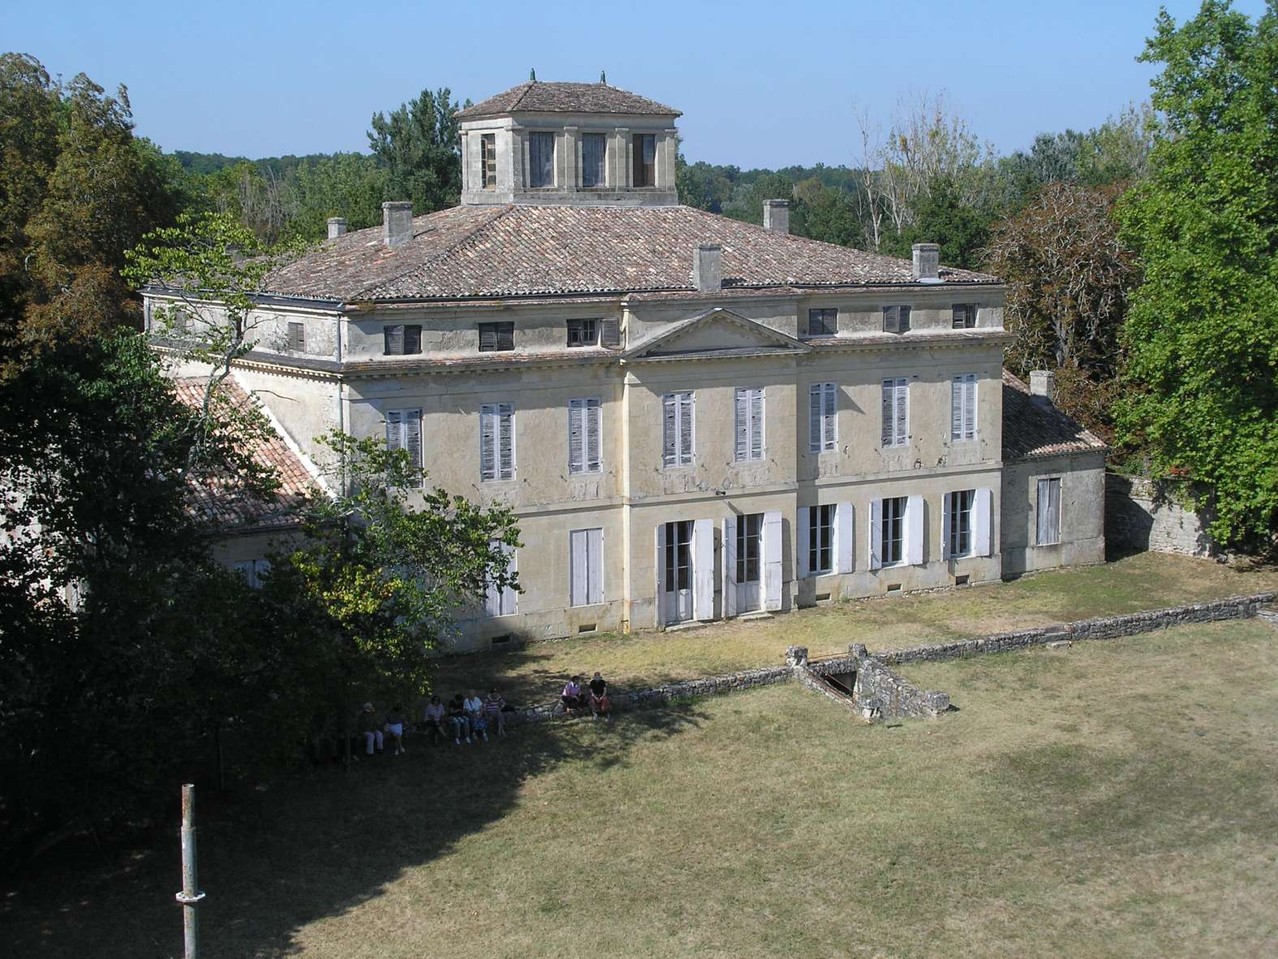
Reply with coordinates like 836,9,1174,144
1105,474,1217,557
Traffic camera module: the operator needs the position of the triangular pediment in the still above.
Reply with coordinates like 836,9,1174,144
623,308,809,362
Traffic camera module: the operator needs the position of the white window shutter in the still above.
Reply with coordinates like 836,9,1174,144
880,381,894,447
735,389,748,460
796,507,810,579
835,501,855,574
654,523,666,627
568,400,584,473
808,386,822,454
723,517,738,617
570,529,586,606
974,487,993,557
941,492,953,560
503,546,518,613
590,528,604,603
951,378,964,441
480,406,495,480
823,383,837,449
869,498,883,571
751,388,764,459
662,394,676,467
763,510,783,611
693,518,715,620
906,495,925,566
964,378,977,440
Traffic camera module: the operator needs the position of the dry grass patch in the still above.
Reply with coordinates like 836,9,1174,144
6,619,1278,958
435,552,1278,705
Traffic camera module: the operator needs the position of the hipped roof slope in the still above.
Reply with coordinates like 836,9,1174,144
456,81,680,119
1001,371,1107,461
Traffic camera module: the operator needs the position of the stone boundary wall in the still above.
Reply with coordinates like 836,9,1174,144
1106,473,1217,557
852,657,952,719
877,593,1276,666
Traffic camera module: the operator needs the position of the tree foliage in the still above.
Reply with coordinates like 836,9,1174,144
1116,0,1278,549
367,87,465,215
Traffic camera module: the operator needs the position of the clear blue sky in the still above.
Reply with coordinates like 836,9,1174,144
8,0,1268,168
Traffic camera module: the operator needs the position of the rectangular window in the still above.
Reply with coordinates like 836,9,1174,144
481,134,497,189
568,397,602,474
662,391,694,468
582,133,607,188
808,504,836,575
883,305,911,334
736,513,763,584
484,540,517,616
734,387,765,461
951,373,977,441
529,132,554,188
881,378,909,448
233,559,270,589
809,382,837,453
385,409,423,475
1037,477,1062,545
287,321,305,352
952,304,977,329
478,321,514,352
566,317,598,348
569,528,604,606
632,133,656,187
880,496,908,566
383,324,422,356
480,402,515,481
947,489,975,557
807,308,837,336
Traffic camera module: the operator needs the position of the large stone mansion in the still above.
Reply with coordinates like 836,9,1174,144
147,79,1105,650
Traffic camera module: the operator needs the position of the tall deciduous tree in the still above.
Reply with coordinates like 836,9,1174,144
368,87,464,214
1117,0,1278,549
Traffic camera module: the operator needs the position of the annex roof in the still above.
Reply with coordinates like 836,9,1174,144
1001,370,1107,461
263,205,999,304
173,377,318,532
456,80,680,120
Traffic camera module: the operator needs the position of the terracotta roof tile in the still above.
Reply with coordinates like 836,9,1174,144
264,205,998,303
172,378,317,531
456,81,680,119
1002,370,1107,461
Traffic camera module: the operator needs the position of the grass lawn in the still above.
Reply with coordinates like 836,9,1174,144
434,552,1278,706
5,617,1277,958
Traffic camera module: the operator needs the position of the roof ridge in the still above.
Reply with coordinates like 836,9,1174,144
508,81,535,111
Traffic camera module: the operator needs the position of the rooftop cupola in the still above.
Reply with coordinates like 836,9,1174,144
456,79,681,208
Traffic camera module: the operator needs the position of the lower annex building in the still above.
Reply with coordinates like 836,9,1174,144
146,79,1106,650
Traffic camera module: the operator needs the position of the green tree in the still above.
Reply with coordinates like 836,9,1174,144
368,87,464,214
287,152,388,240
1116,0,1278,549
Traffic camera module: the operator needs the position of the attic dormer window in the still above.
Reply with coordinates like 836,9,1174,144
481,134,497,189
633,134,655,187
529,132,554,188
582,133,607,188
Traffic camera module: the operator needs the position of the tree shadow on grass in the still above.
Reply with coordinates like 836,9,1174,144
0,670,709,959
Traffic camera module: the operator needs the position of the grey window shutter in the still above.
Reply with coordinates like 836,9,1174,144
479,325,496,351
568,400,584,473
480,405,496,480
963,376,976,439
951,377,964,441
735,389,749,460
288,321,305,352
750,388,764,459
405,410,422,474
384,325,404,355
498,404,514,479
823,383,837,449
895,380,909,445
404,325,422,354
797,506,810,578
386,410,402,450
586,398,601,472
809,385,822,453
662,394,677,467
498,323,514,351
679,393,694,464
881,380,895,447
599,318,621,348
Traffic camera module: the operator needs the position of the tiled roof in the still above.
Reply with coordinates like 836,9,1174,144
173,378,317,531
263,205,998,303
1001,370,1107,461
456,81,680,119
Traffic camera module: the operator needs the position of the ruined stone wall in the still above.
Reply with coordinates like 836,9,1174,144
1106,473,1217,557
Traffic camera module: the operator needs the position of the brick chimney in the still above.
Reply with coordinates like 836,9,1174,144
912,243,940,282
763,199,790,235
327,217,347,239
693,244,723,293
382,201,413,248
1029,370,1056,404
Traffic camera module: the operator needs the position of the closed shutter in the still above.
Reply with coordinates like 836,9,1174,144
796,507,810,579
654,524,667,627
404,410,422,474
568,400,584,474
404,325,422,355
384,325,404,355
835,501,855,573
288,321,305,352
973,488,993,557
679,393,694,465
751,388,764,459
588,527,603,604
498,403,514,479
479,325,497,352
599,318,621,348
963,377,977,440
763,511,783,611
386,410,402,451
895,380,909,446
905,495,925,566
942,492,953,559
868,499,883,570
951,379,964,442
586,398,601,472
570,529,604,606
693,518,715,620
881,381,895,447
952,375,976,440
809,386,822,453
479,405,496,480
498,323,514,351
723,517,738,616
662,394,677,467
735,389,749,461
823,383,837,449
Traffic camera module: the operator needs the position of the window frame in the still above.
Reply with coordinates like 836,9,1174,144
951,373,978,442
632,133,656,187
529,131,555,188
383,324,423,356
809,382,837,453
952,303,977,329
881,378,909,448
662,391,695,469
478,321,515,353
807,308,838,337
385,408,424,481
734,386,765,462
880,496,908,567
568,397,603,475
481,133,497,190
808,504,836,576
582,133,607,188
1036,477,1062,546
883,305,911,334
287,321,305,352
946,489,975,558
479,402,516,482
566,317,599,348
569,527,604,607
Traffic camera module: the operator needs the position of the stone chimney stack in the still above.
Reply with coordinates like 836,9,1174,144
763,199,790,235
693,244,723,293
1029,370,1056,404
382,201,414,248
327,217,347,239
912,242,940,282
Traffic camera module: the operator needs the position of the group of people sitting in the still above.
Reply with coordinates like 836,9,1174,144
422,688,512,745
560,672,612,720
359,702,408,757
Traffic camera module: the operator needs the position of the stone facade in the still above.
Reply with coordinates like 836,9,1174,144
1105,473,1217,557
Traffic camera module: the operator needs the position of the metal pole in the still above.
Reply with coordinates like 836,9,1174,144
176,783,205,959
